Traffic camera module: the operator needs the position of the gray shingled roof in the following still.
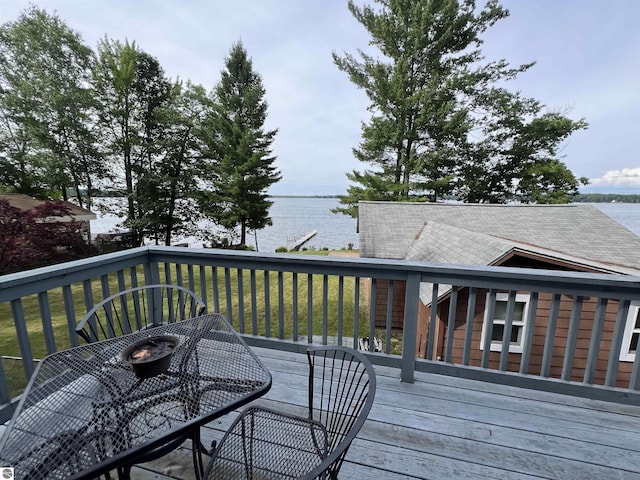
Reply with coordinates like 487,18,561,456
359,201,640,272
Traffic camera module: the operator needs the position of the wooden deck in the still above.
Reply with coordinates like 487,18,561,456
131,347,640,479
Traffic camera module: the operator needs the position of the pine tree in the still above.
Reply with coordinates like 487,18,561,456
200,42,280,247
333,0,587,214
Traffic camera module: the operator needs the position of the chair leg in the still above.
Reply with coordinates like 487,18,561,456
190,428,206,480
116,465,131,480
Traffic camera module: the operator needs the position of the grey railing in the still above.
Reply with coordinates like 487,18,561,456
0,246,639,421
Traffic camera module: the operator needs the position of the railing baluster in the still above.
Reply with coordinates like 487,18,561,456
499,291,517,371
426,283,439,361
38,292,57,354
562,295,584,381
481,289,496,368
541,293,561,378
264,271,271,337
385,280,394,354
175,264,184,287
462,287,477,366
584,297,607,384
278,271,284,340
0,358,10,407
307,274,313,343
369,278,377,352
238,269,245,333
61,285,79,348
322,275,328,345
353,277,360,350
199,265,207,311
520,291,539,375
606,299,630,387
337,276,344,346
292,272,299,342
187,264,195,292
224,267,233,325
211,267,220,312
164,263,172,284
130,267,139,288
250,270,258,335
444,286,458,363
11,299,35,378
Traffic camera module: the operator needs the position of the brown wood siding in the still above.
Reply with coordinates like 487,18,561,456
444,289,632,388
372,279,406,330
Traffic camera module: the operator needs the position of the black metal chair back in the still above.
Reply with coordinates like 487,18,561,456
305,346,376,479
76,284,207,343
204,345,375,480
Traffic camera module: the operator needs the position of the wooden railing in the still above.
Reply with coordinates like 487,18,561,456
0,246,639,421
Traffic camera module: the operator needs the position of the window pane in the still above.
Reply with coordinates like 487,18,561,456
494,300,526,323
511,326,521,343
634,310,640,330
631,333,639,353
513,302,525,323
494,302,507,321
492,324,504,342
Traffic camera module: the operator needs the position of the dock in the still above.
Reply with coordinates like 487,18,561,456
287,230,317,251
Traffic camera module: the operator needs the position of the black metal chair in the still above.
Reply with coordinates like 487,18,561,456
75,284,207,480
75,284,207,343
203,346,376,479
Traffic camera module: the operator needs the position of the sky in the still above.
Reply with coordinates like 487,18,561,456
1,0,639,196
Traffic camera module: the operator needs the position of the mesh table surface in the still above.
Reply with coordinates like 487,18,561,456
0,314,271,480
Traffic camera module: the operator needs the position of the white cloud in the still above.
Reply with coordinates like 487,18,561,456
590,168,640,187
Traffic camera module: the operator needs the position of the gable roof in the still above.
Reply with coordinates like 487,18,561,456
359,201,640,273
0,194,96,222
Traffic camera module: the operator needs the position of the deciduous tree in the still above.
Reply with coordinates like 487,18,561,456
0,199,91,273
0,6,104,206
93,40,172,245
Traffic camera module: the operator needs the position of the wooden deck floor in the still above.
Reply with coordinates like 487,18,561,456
132,347,640,479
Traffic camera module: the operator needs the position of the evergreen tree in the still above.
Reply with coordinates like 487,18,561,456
200,42,280,247
333,0,587,215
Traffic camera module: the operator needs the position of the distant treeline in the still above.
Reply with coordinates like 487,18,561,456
573,194,640,203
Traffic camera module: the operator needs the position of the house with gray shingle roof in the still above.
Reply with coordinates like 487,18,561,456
358,201,640,385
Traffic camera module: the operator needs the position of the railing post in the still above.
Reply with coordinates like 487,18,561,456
401,272,420,383
144,256,161,285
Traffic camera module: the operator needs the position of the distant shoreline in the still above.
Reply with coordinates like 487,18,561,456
269,195,339,199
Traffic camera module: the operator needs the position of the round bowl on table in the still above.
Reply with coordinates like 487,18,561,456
120,335,180,379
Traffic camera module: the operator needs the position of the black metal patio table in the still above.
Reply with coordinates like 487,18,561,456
0,313,272,480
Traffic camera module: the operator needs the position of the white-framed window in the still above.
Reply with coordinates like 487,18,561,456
480,292,530,353
620,302,640,362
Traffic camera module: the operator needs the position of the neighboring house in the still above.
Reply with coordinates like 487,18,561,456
358,201,640,385
0,194,96,242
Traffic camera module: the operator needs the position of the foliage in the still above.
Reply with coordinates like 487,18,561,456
139,81,208,245
93,40,175,245
333,0,588,215
573,194,640,204
0,199,91,273
0,7,105,204
0,8,284,249
198,42,281,247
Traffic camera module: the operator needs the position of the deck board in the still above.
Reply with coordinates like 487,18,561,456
130,347,640,479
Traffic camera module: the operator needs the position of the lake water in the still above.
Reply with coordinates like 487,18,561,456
91,197,359,252
90,198,640,253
